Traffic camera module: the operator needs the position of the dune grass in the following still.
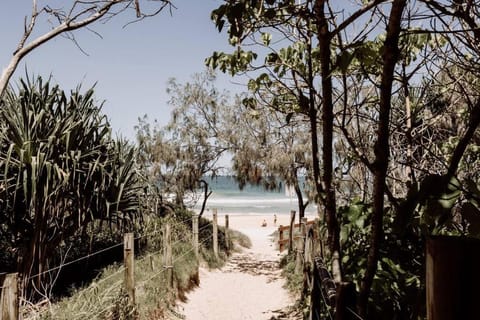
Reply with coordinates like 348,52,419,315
22,213,250,320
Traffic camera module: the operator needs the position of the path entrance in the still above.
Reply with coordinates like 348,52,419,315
178,215,301,320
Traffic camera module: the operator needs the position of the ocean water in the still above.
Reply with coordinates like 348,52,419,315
193,176,317,216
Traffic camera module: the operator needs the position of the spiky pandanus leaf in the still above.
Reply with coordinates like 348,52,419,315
0,76,141,298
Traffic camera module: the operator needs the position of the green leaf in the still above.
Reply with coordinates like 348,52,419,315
261,32,272,46
336,50,354,73
217,19,225,32
355,216,366,228
247,79,258,91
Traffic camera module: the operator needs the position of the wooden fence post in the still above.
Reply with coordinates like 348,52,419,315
123,233,135,305
163,222,173,287
213,209,218,259
426,235,480,319
0,273,19,320
295,217,307,274
279,225,284,252
288,210,296,254
192,214,199,258
225,215,230,256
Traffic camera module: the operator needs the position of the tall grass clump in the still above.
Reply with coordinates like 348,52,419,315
0,76,142,299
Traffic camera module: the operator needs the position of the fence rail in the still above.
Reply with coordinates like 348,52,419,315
285,216,358,320
278,218,316,252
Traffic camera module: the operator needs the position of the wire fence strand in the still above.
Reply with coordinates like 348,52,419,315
172,235,211,265
27,241,125,280
134,214,194,241
198,222,213,232
25,214,205,281
89,266,126,288
347,306,364,320
17,215,222,320
136,235,212,288
318,280,334,320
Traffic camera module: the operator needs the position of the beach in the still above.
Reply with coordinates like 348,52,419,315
178,212,317,320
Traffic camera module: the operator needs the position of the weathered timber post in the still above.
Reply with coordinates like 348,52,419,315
427,236,480,320
212,209,218,259
295,217,307,274
302,226,315,302
0,273,19,320
279,225,284,252
163,222,173,287
288,210,296,254
225,215,230,256
123,233,135,305
192,215,199,258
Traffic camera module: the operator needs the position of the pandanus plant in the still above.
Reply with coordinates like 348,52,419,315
0,76,142,299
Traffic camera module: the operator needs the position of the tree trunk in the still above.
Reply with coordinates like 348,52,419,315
291,167,308,220
358,0,406,316
198,179,212,218
18,207,49,301
0,55,21,99
402,65,415,188
314,0,342,282
393,67,416,233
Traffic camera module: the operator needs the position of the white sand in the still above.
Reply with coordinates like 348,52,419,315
177,212,315,320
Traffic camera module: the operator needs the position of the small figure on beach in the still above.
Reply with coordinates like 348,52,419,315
273,214,277,226
261,219,267,227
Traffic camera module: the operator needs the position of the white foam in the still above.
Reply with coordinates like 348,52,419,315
206,197,295,205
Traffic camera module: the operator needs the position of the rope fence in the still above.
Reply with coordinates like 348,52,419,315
2,211,229,320
71,225,215,320
296,221,364,320
25,215,196,281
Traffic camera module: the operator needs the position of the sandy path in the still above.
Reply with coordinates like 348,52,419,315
177,214,305,320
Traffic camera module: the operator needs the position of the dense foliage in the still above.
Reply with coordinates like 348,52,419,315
1,1,480,318
0,77,142,297
207,0,480,317
136,72,234,216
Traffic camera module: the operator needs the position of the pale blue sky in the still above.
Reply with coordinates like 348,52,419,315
0,1,242,140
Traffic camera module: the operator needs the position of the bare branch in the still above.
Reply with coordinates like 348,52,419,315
1,0,173,99
15,0,39,54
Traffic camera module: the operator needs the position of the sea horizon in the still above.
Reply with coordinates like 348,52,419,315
191,176,317,216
